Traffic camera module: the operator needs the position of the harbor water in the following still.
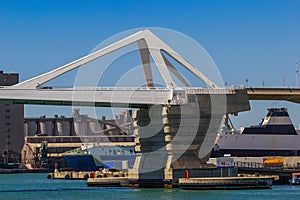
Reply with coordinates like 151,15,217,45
0,173,300,200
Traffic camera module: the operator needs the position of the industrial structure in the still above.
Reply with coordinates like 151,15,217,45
21,109,134,169
0,71,24,166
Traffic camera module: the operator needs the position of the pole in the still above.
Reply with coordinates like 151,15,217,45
296,62,299,88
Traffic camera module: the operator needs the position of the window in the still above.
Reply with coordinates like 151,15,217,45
5,109,10,113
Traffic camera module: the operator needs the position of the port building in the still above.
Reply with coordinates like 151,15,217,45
0,71,24,164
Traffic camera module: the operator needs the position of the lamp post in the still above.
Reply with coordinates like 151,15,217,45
296,62,299,88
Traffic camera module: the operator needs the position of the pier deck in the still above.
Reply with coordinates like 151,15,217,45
87,177,129,187
178,176,274,190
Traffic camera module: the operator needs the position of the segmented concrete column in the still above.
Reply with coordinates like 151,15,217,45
129,104,223,185
128,92,250,186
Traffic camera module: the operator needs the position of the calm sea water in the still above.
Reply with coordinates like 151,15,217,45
0,173,300,200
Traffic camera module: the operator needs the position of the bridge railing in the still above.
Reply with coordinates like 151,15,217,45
35,86,243,93
38,86,170,91
26,135,134,144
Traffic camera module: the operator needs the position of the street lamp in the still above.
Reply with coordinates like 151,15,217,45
296,62,299,88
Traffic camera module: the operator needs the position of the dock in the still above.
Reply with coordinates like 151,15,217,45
178,176,274,190
235,160,300,184
85,176,274,189
48,166,278,190
87,177,128,187
47,171,95,180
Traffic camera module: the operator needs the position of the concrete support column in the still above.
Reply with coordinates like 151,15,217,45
129,106,168,186
128,92,250,187
129,104,223,186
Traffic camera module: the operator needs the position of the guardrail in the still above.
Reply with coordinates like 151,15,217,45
26,135,134,143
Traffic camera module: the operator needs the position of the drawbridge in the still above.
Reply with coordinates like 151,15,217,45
0,29,252,185
0,29,249,108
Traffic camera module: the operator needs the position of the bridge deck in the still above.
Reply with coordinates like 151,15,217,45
247,87,300,104
0,87,299,107
0,87,243,107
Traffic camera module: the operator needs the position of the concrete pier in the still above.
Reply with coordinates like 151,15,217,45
128,104,222,186
128,91,250,186
86,175,274,190
178,176,274,190
87,177,128,187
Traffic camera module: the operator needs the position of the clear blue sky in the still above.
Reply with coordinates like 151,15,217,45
0,0,299,127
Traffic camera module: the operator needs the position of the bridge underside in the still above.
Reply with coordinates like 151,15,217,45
247,88,300,104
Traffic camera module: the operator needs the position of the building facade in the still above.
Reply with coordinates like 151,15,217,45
0,71,24,164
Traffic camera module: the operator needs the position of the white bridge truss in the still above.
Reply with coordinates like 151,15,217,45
0,29,241,108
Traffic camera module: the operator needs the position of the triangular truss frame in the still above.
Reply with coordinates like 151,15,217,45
12,29,218,89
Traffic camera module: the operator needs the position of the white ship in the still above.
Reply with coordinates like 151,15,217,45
212,108,300,157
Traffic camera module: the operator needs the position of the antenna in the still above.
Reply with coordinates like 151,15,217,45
296,62,299,88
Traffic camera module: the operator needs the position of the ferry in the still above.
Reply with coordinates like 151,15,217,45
212,108,300,157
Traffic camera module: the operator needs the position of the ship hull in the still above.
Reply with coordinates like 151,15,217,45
64,155,101,171
213,133,300,157
64,146,136,171
212,108,300,157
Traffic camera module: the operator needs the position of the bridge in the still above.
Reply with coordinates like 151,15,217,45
0,29,245,109
0,87,299,108
247,87,300,104
0,87,299,107
0,29,297,186
0,86,246,108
